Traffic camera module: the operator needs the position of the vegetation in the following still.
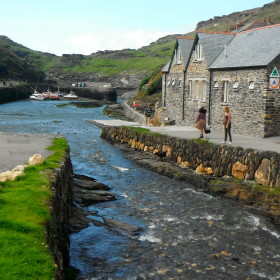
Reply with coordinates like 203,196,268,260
0,138,68,280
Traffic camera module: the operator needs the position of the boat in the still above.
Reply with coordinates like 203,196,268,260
48,92,60,100
64,91,78,99
30,91,48,101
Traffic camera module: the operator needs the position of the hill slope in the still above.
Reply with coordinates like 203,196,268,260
0,0,279,88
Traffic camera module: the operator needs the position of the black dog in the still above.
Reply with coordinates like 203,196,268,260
154,151,167,159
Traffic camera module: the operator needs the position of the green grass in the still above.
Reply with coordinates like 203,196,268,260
63,56,169,77
0,137,68,280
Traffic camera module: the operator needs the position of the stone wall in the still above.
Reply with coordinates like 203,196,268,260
46,153,74,280
101,126,280,188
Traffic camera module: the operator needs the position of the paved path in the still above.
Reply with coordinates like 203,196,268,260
91,119,280,154
0,132,53,173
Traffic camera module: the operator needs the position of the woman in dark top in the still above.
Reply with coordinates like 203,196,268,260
195,107,207,138
222,106,232,144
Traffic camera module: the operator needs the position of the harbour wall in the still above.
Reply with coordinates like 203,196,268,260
0,85,30,104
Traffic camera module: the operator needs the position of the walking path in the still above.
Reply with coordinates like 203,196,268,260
91,119,280,154
0,132,53,173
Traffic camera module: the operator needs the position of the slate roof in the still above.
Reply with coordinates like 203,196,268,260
177,38,194,70
210,24,280,69
197,32,235,67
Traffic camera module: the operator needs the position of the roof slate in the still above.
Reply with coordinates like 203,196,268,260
210,24,280,69
197,32,235,67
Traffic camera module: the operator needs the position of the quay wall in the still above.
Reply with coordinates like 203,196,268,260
0,85,30,104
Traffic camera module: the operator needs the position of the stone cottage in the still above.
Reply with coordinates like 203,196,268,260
162,23,280,137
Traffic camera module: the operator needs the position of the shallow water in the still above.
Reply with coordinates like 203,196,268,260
1,100,280,280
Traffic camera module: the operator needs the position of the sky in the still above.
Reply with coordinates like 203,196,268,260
0,0,272,56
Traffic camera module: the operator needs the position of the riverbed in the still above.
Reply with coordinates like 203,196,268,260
0,100,280,280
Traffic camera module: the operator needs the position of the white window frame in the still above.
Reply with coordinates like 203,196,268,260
214,81,219,89
195,81,199,99
233,81,239,89
188,80,192,97
202,82,207,100
175,48,181,64
249,81,255,90
194,44,202,61
223,81,229,103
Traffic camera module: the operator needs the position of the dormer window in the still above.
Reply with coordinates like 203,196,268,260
175,48,182,64
249,81,255,90
194,44,202,61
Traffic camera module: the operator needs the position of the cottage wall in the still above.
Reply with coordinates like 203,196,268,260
162,57,186,124
210,68,270,137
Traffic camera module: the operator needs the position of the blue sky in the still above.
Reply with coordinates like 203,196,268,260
0,0,272,56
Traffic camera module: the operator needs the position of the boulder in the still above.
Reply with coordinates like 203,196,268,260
0,170,24,182
196,164,204,173
254,158,271,186
28,154,44,166
232,161,249,180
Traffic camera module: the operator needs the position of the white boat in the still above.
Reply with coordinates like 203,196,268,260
30,92,47,101
64,92,78,99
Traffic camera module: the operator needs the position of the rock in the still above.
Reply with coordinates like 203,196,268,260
103,218,141,236
232,161,249,179
181,161,190,168
69,206,93,233
0,170,24,182
254,158,270,186
204,167,214,175
74,187,116,205
196,164,204,173
28,154,44,165
73,174,110,191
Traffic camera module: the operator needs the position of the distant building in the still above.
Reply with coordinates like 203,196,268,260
162,23,280,137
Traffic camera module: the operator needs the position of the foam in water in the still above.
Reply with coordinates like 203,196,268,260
112,165,129,172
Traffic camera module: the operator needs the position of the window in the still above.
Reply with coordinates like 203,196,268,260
195,81,199,99
223,81,229,103
167,80,171,87
194,44,202,61
202,82,207,100
233,81,239,89
175,48,181,64
188,80,192,97
214,81,219,89
249,81,255,90
178,80,182,88
172,79,175,86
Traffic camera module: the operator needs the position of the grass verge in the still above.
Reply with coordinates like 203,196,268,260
0,137,69,280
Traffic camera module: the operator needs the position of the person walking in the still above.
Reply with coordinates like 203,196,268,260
195,107,207,138
222,106,232,144
144,104,153,126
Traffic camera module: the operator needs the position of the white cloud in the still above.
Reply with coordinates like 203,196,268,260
67,29,173,55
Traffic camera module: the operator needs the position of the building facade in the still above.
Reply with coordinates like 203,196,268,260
162,24,280,137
